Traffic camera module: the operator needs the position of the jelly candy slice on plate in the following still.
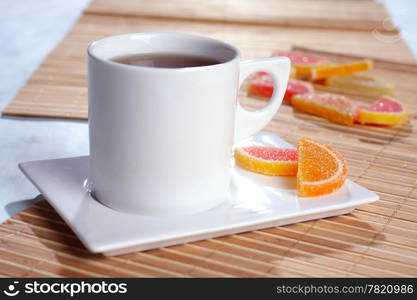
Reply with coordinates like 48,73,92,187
297,137,347,197
235,133,349,197
358,96,408,126
292,92,359,125
234,146,298,176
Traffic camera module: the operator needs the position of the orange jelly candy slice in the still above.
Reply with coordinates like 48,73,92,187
234,146,298,176
297,137,347,197
358,96,408,126
311,60,373,80
292,92,359,125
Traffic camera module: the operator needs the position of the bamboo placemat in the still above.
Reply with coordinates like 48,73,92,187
85,0,394,32
3,13,414,119
1,0,417,277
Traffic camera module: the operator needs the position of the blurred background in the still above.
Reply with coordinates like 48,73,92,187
0,0,416,222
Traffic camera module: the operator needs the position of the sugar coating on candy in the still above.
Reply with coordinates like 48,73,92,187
326,75,393,89
285,80,314,102
248,72,273,97
292,92,360,125
274,51,327,65
299,93,358,115
362,97,403,112
358,97,407,126
311,60,374,80
274,51,329,79
248,75,313,101
297,137,347,197
298,140,339,181
242,146,297,161
234,146,298,176
324,75,395,98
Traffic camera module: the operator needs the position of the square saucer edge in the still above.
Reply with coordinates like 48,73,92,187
19,156,379,256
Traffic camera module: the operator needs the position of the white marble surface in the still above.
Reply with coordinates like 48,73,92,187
0,0,416,223
0,0,90,222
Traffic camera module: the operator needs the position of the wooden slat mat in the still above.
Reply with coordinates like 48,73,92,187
85,0,393,32
1,0,417,277
2,14,414,119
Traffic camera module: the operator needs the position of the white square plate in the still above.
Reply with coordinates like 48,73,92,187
19,134,378,256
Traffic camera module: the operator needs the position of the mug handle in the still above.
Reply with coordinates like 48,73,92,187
235,57,291,141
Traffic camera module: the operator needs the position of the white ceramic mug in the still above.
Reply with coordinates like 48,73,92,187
88,33,290,215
